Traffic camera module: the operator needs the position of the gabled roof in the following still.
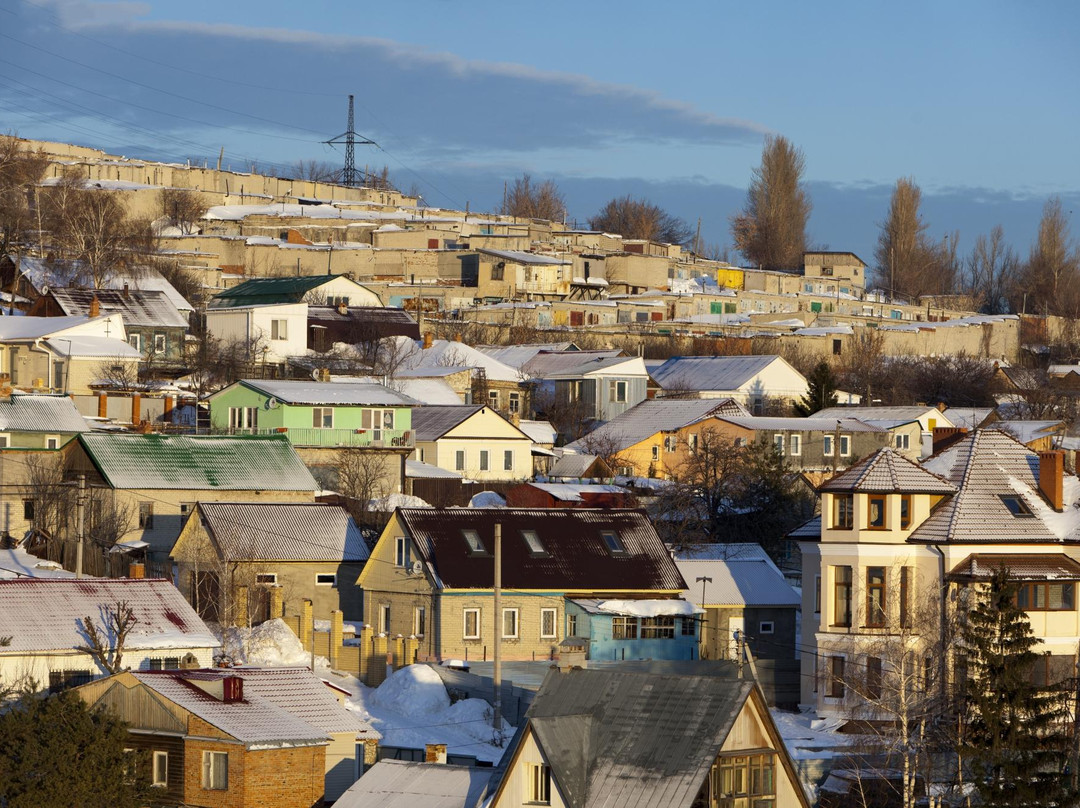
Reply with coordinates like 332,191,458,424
544,355,649,381
0,578,218,653
45,336,142,359
549,454,610,479
46,288,188,329
190,502,369,562
717,415,887,433
564,398,749,454
78,433,319,491
335,759,493,808
210,274,371,307
0,314,94,340
520,349,625,378
0,393,88,432
411,405,529,442
650,355,799,392
475,342,578,370
400,338,521,382
524,668,766,808
518,419,558,445
819,448,957,494
676,554,800,607
814,405,954,427
220,379,417,407
334,376,461,406
394,508,685,591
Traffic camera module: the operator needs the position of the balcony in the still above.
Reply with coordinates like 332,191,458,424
230,427,414,449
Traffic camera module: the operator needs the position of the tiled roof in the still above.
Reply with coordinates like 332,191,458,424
48,288,188,328
396,508,686,591
410,405,484,442
819,448,957,494
0,393,88,432
79,433,319,491
0,578,218,653
564,398,749,454
786,515,822,540
232,379,417,406
132,671,328,746
194,503,369,562
948,553,1080,581
650,355,794,392
335,759,493,808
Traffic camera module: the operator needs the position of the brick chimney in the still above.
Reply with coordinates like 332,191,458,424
336,302,347,315
425,743,447,764
122,283,129,299
1039,450,1065,512
89,294,100,318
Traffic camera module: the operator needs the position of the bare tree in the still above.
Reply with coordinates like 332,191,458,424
964,225,1018,314
730,134,812,270
1013,196,1080,317
328,449,397,528
0,135,48,258
93,356,142,391
158,188,208,235
77,601,137,674
292,159,341,184
500,174,566,221
873,178,957,300
588,195,693,245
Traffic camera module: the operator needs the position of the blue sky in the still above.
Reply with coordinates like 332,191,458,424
2,0,1078,267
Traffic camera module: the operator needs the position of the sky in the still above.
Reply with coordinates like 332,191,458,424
1,0,1078,270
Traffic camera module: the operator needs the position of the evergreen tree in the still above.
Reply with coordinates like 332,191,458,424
794,360,838,416
960,568,1077,808
0,689,151,808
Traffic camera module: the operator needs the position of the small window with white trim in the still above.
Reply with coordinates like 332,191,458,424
255,572,277,585
502,608,519,639
152,751,168,787
759,621,775,634
316,573,336,587
463,608,481,640
540,608,557,639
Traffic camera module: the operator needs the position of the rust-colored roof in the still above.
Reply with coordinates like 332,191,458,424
396,508,685,591
948,553,1080,581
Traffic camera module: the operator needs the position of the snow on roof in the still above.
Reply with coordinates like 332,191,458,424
813,405,954,427
195,502,369,562
405,459,463,480
819,448,956,494
564,398,749,454
0,548,76,579
232,379,417,407
986,420,1064,446
332,376,462,406
650,355,801,392
0,393,89,432
474,342,577,369
527,483,628,502
401,338,520,382
520,349,625,378
49,287,188,328
717,415,887,433
676,556,800,607
0,314,93,340
543,355,649,381
0,578,219,653
518,419,557,445
476,248,570,265
334,759,493,808
571,598,700,616
46,336,142,359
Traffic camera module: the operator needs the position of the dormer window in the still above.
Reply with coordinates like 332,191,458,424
601,531,626,555
521,530,546,556
1000,495,1034,517
462,529,487,554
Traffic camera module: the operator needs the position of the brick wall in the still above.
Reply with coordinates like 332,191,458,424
183,738,326,808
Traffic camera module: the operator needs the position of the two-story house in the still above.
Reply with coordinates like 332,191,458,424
410,405,533,481
543,355,649,426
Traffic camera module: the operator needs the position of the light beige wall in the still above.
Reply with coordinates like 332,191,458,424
491,729,569,808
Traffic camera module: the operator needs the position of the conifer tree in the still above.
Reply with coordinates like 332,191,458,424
959,568,1077,808
794,360,838,416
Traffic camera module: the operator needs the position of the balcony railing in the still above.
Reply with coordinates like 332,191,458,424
229,427,414,448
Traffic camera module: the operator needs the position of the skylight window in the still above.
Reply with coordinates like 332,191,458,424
601,530,626,555
521,530,546,555
1000,495,1034,517
462,529,487,554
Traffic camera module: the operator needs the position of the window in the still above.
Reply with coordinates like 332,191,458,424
814,575,821,614
153,333,166,354
312,407,334,428
1017,582,1076,611
600,531,626,555
712,753,775,807
152,751,168,787
48,669,92,691
688,433,698,454
479,450,489,471
651,445,659,461
541,608,557,639
759,621,775,634
773,434,784,453
414,606,426,636
840,434,850,456
488,390,500,409
526,763,551,804
566,614,578,637
361,408,395,439
828,656,845,698
148,657,181,671
1001,495,1034,517
833,566,852,627
128,333,142,351
23,499,34,521
896,433,910,450
504,450,514,471
866,567,886,627
823,434,834,456
229,407,258,431
866,656,883,700
609,380,627,403
502,608,519,639
832,338,842,356
900,495,912,529
463,608,481,640
202,750,228,790
270,319,288,340
379,604,391,634
138,502,154,529
255,573,277,584
832,494,853,530
509,392,520,414
900,567,911,628
682,617,697,636
395,536,411,567
462,529,486,554
455,450,465,471
663,435,678,453
790,434,801,456
641,616,675,639
612,616,638,640
521,530,546,555
0,434,8,448
52,361,64,390
490,262,504,281
316,573,336,587
868,496,886,529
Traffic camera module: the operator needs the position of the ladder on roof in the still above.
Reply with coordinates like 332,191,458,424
471,367,489,407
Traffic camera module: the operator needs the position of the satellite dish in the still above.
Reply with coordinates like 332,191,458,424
41,285,49,295
265,397,279,410
410,560,424,576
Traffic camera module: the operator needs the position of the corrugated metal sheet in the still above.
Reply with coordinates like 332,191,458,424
237,379,418,406
79,433,319,491
476,342,576,370
476,248,570,265
650,355,787,392
0,393,88,432
544,356,648,381
814,405,951,426
398,508,685,591
676,558,800,607
819,448,956,494
564,398,749,454
49,288,188,328
335,759,493,808
404,340,521,382
405,460,463,480
0,578,218,653
197,502,369,561
719,416,887,433
520,350,624,378
411,405,483,441
211,275,337,307
45,336,142,358
549,454,604,479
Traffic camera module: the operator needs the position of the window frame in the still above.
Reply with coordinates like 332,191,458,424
833,565,852,627
395,536,411,568
255,572,277,585
455,450,466,471
138,502,154,530
866,566,887,627
152,750,168,787
832,494,853,530
315,573,337,587
202,750,228,790
759,621,775,634
462,529,487,555
868,495,887,529
1017,581,1076,612
640,615,675,639
502,608,519,639
463,608,481,640
828,656,846,699
270,318,288,341
504,449,514,471
866,656,883,700
823,434,834,456
521,529,546,556
153,333,166,354
840,434,851,456
789,434,801,456
773,434,784,454
900,494,912,529
312,407,334,429
540,608,557,639
414,606,426,637
479,450,490,471
378,604,391,634
612,615,638,640
525,762,551,804
600,530,626,555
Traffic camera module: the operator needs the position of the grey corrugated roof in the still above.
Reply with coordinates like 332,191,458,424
79,433,319,491
0,315,92,340
564,398,749,454
650,355,792,392
45,335,142,359
0,578,218,653
814,405,953,426
718,415,887,433
549,454,606,479
526,667,758,808
544,356,648,381
132,671,328,747
676,558,800,607
335,760,493,808
48,288,188,328
410,405,484,441
520,350,625,378
194,502,369,562
0,393,88,432
232,379,417,406
405,459,463,480
819,448,957,494
476,342,577,370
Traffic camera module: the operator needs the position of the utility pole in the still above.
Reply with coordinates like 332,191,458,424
696,576,712,657
492,523,502,734
735,629,744,679
75,474,87,578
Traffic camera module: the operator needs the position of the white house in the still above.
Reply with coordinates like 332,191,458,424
649,355,809,414
410,405,534,481
205,302,308,363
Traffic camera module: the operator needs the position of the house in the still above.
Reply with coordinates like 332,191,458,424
799,432,1080,717
813,405,955,459
986,419,1066,451
476,341,580,371
546,453,612,481
357,508,688,662
505,482,634,509
335,759,494,808
0,392,87,449
400,336,525,415
488,665,810,808
649,354,809,413
411,405,534,481
74,669,331,808
208,273,382,309
543,355,650,425
306,304,419,351
563,597,701,662
518,418,558,475
171,502,370,623
205,302,309,363
66,433,320,563
332,374,463,406
475,248,573,300
28,287,189,362
674,543,801,665
0,578,218,692
803,251,867,294
563,398,749,478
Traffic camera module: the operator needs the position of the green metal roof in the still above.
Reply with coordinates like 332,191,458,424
78,433,319,491
210,275,338,307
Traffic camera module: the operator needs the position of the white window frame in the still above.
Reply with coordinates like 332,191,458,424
504,450,514,471
773,434,784,453
270,318,288,340
229,407,258,431
526,762,551,804
488,390,499,408
202,750,228,790
479,450,489,471
128,332,142,352
312,407,334,429
896,433,910,450
609,379,627,403
46,435,60,450
315,573,336,587
823,434,834,456
463,608,481,640
790,434,801,456
502,608,519,639
840,434,851,457
540,608,557,639
414,606,426,637
379,604,391,634
152,750,168,787
395,536,411,568
153,333,166,354
508,392,520,414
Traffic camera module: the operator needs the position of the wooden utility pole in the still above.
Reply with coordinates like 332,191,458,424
75,474,86,578
493,523,502,732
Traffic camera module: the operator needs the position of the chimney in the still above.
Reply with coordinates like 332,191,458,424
222,676,244,703
425,743,447,764
89,294,100,318
337,302,347,315
122,283,129,299
422,332,433,350
1039,450,1065,512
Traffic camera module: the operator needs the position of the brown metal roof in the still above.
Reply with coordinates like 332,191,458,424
948,553,1080,581
396,508,685,591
